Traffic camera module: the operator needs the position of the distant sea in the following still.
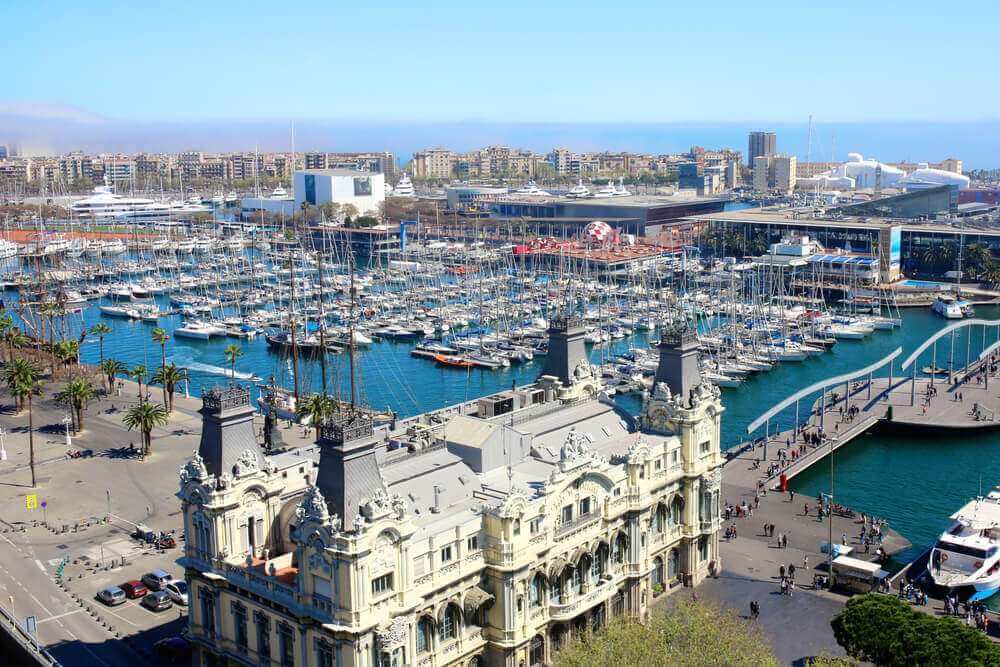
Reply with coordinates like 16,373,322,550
5,116,999,170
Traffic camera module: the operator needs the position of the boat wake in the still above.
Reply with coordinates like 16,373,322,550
168,354,261,381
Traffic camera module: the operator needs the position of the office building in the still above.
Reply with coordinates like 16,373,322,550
752,155,796,194
293,169,385,215
180,319,724,667
747,131,776,167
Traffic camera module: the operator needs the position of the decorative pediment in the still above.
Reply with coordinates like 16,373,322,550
627,435,651,464
179,451,208,486
233,449,260,478
559,427,593,471
360,488,407,524
296,485,334,527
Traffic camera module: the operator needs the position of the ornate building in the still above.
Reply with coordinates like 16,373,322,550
179,318,723,667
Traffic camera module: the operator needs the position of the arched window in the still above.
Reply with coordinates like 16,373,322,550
614,534,628,563
595,543,609,577
440,604,460,641
416,617,433,653
530,574,545,607
550,571,562,603
655,503,668,533
670,495,684,526
668,548,679,581
530,635,545,667
468,657,483,667
651,556,664,590
571,564,583,595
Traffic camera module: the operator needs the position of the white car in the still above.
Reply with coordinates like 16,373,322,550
164,580,188,606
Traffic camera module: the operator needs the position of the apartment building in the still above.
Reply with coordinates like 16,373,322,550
411,149,457,180
181,319,723,667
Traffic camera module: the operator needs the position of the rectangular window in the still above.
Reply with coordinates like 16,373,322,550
232,603,248,652
671,450,679,464
278,623,294,667
700,440,710,454
466,536,478,551
579,497,591,516
513,519,521,536
655,459,662,470
440,546,453,563
254,611,271,662
562,505,573,523
317,640,334,667
372,573,394,596
530,518,541,534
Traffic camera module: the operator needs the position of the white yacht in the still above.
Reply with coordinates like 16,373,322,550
566,179,591,198
932,295,964,319
929,490,1000,602
592,181,619,198
391,174,416,198
512,180,551,197
613,178,631,197
269,185,293,200
71,185,173,220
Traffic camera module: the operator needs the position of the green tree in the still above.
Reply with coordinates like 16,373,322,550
90,323,112,365
55,378,97,431
51,339,79,372
223,343,244,379
100,358,127,394
831,594,1000,666
554,599,777,667
122,400,169,459
3,326,28,363
296,393,337,439
130,364,148,400
151,327,170,408
151,363,188,413
0,313,13,362
4,358,42,487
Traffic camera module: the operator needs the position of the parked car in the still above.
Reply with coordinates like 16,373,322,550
141,569,173,591
96,586,126,606
141,590,172,612
154,636,192,662
164,580,188,606
157,535,177,549
120,580,148,599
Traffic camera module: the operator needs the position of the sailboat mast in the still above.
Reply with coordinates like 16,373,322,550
288,251,300,400
316,235,328,396
348,248,357,410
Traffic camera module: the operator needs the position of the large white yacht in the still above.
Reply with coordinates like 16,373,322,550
512,180,551,196
929,490,1000,601
932,295,964,319
566,179,591,198
613,178,631,197
71,184,171,220
391,173,416,198
592,181,619,198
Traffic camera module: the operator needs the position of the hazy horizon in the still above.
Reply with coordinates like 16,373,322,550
4,111,999,170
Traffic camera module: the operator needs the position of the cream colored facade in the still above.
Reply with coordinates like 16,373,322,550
412,149,457,180
179,325,723,667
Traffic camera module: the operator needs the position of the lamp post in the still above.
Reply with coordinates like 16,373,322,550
0,426,7,462
62,416,72,448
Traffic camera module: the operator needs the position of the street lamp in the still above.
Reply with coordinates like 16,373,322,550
62,416,72,447
0,426,7,462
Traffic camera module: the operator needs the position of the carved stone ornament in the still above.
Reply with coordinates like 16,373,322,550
704,467,722,491
573,360,594,380
627,435,651,464
216,471,232,490
179,451,208,486
233,449,260,477
653,381,672,402
361,488,405,522
497,488,528,519
559,427,592,471
376,616,411,650
296,485,332,526
352,513,367,533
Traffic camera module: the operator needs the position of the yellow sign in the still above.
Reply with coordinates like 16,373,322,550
25,494,38,510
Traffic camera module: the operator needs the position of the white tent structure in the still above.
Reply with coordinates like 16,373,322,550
899,163,970,190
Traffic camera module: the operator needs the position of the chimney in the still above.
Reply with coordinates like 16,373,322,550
431,485,442,513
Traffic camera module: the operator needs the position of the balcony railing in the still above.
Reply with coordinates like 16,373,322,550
548,573,623,621
554,512,600,539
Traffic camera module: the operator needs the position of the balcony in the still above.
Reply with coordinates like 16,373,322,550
554,512,600,541
548,574,623,622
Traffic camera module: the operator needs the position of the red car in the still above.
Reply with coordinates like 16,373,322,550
120,580,148,599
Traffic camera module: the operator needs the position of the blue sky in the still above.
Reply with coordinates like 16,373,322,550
3,0,998,125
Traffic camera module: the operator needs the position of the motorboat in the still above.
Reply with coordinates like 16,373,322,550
71,184,172,220
932,295,964,319
592,181,619,198
612,178,631,197
565,179,591,199
511,180,551,197
175,320,226,340
391,174,416,198
928,490,1000,602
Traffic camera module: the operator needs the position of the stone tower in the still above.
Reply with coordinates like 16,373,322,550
652,323,702,406
314,412,387,530
197,385,266,478
539,313,588,386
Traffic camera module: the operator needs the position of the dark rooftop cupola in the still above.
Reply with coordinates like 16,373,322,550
315,412,386,530
538,313,588,386
653,322,702,405
197,385,266,478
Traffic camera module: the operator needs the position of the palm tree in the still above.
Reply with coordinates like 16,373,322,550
151,328,170,409
296,392,336,439
5,358,41,487
90,323,112,365
122,400,169,459
55,378,96,432
223,344,244,379
51,340,79,374
3,327,27,364
130,364,148,400
100,358,127,394
152,363,188,413
0,313,13,362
